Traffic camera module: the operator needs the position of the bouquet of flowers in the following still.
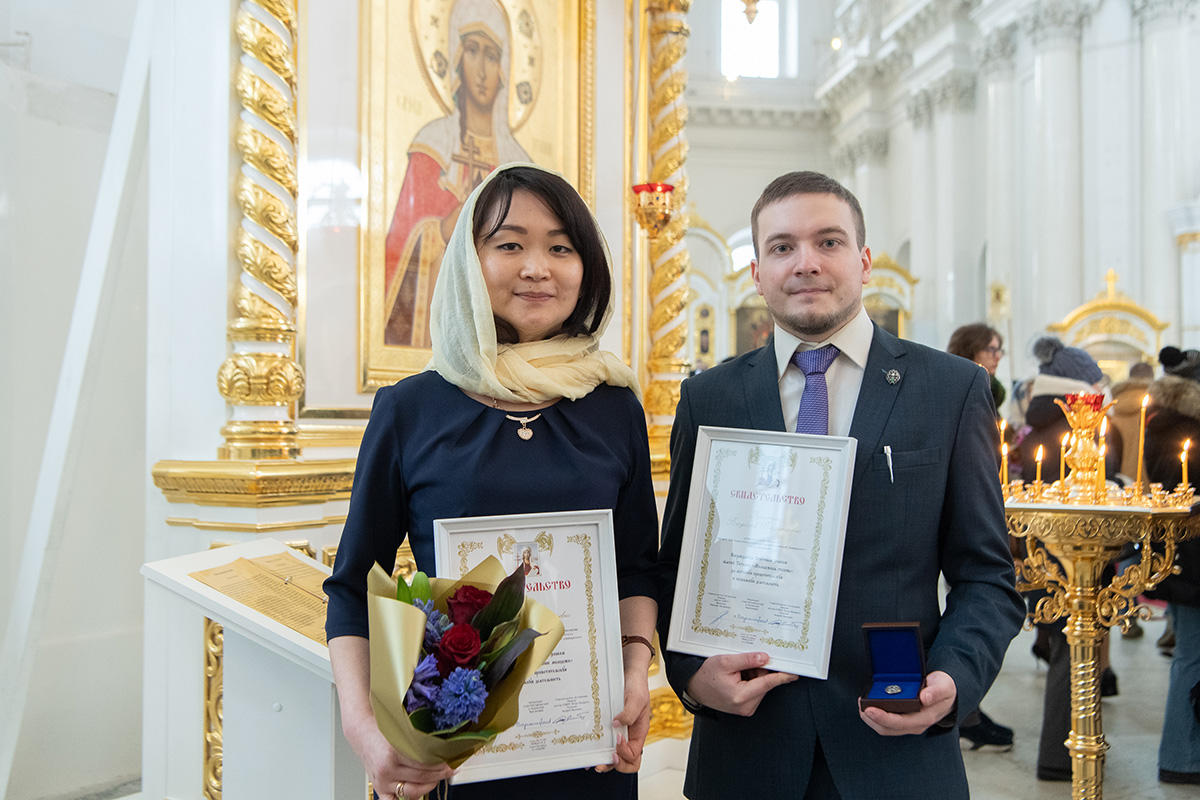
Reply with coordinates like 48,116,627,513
366,556,564,768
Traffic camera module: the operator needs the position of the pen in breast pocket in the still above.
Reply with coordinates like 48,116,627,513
884,445,894,483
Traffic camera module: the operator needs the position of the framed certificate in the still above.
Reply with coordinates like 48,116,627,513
667,426,856,679
434,510,624,783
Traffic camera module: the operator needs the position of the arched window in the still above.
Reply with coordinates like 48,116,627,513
721,0,780,80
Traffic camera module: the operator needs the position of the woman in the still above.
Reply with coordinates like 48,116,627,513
946,323,1006,413
384,0,532,347
328,164,658,799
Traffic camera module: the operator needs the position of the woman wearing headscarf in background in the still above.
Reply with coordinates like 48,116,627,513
1144,346,1200,786
1022,337,1123,781
384,0,532,347
328,163,658,799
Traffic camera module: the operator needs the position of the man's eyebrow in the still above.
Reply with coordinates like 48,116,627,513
813,226,850,239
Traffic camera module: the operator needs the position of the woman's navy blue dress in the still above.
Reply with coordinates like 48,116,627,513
324,371,659,799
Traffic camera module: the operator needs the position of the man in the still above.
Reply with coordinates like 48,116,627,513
657,172,1024,799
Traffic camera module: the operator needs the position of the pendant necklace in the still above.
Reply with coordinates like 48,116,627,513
505,413,541,441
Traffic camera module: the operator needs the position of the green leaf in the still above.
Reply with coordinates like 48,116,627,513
411,572,432,604
481,618,519,658
471,563,527,641
408,707,435,733
431,718,470,736
395,572,413,604
483,628,544,689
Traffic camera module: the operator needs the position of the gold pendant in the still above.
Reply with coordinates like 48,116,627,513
506,413,541,441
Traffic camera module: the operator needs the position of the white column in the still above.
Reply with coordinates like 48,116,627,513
931,70,983,342
1027,0,1087,327
907,90,938,345
1135,0,1197,334
1168,200,1200,349
853,129,890,252
980,25,1019,388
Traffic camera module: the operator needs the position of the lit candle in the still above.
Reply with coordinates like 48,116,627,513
1099,417,1107,453
1000,442,1009,486
1097,444,1106,497
1060,433,1069,483
1184,439,1192,488
1036,445,1044,484
1136,394,1149,493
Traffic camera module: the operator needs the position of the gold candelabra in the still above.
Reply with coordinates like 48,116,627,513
1005,394,1198,800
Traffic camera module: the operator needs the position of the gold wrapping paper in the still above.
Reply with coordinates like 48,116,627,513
367,556,565,768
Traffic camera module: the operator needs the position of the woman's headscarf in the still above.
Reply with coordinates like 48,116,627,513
428,162,641,403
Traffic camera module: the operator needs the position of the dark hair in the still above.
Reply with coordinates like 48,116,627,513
750,171,866,258
473,166,611,344
947,323,1002,360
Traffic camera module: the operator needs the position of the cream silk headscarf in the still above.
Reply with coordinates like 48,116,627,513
428,162,641,403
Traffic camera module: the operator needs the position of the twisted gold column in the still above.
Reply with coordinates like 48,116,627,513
644,0,692,478
218,0,305,460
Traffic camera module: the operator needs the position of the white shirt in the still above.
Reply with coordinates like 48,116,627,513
773,305,874,436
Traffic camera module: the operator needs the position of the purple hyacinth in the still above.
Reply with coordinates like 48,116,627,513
415,598,452,650
432,667,488,730
404,654,441,712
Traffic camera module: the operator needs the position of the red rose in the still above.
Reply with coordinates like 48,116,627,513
446,585,493,626
436,623,482,677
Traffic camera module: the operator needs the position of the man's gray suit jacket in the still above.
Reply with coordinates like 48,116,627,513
657,325,1024,799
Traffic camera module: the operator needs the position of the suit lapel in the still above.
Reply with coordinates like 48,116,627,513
744,337,786,433
848,326,907,484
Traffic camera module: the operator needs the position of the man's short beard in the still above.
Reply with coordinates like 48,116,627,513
775,304,857,340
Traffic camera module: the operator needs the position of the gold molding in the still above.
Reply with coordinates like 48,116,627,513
1178,231,1200,249
646,685,693,743
153,459,355,507
297,424,367,449
1047,270,1169,358
203,617,223,800
166,515,348,533
643,0,693,479
222,0,305,457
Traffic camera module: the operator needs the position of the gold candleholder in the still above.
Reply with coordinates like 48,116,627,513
632,182,674,238
1005,394,1199,800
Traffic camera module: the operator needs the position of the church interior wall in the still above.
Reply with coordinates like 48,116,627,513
1,0,147,793
5,2,1200,799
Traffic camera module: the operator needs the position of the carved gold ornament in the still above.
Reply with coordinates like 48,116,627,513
219,0,305,458
639,0,692,478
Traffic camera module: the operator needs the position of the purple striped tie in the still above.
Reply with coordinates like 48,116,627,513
792,345,841,435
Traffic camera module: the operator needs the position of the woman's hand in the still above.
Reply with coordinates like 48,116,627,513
608,664,652,773
343,711,454,799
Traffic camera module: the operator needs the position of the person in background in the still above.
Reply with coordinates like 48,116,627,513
944,323,1015,751
1021,336,1122,781
327,164,659,800
947,323,1007,416
1144,346,1200,785
1109,360,1156,640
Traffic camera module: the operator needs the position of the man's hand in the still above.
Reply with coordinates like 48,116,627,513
858,670,957,736
686,652,798,717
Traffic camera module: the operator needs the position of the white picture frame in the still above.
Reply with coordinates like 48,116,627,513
434,509,624,783
667,426,856,679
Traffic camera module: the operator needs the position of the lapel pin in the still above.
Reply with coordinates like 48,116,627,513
884,368,901,386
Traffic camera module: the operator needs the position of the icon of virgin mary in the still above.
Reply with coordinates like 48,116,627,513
383,0,532,348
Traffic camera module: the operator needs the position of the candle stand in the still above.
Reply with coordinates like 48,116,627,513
1005,395,1198,800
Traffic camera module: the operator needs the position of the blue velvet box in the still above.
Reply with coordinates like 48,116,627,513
860,622,926,713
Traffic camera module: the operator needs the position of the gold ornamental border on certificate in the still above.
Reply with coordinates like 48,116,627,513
690,446,831,651
355,0,596,396
552,533,604,745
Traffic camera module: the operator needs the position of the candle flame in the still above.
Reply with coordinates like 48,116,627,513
1100,418,1107,436
1062,433,1070,447
1142,394,1150,408
1036,445,1044,463
1002,442,1008,455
